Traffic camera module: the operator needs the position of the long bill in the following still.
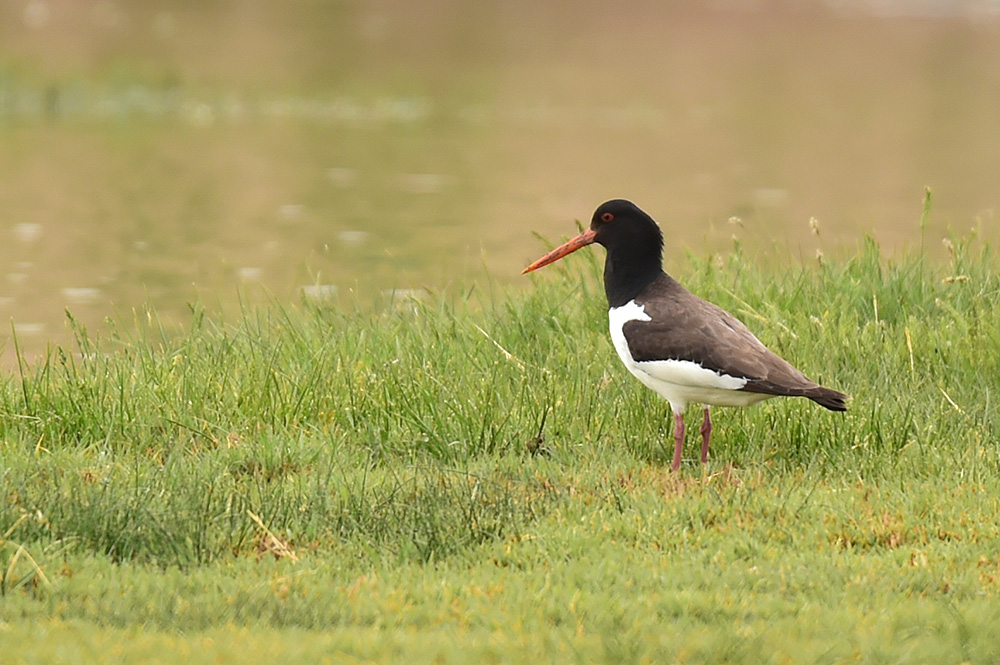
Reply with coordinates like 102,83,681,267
521,228,597,274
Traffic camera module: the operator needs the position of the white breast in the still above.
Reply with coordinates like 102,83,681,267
608,301,772,413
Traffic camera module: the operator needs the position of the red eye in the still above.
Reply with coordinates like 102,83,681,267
601,212,614,222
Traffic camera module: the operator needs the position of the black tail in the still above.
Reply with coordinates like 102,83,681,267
808,387,848,412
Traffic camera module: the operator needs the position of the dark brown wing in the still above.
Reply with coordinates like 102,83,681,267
623,274,847,411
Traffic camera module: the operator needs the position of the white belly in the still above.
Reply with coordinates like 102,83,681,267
608,301,773,414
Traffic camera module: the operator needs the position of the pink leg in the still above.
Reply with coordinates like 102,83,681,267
671,412,685,472
700,407,712,464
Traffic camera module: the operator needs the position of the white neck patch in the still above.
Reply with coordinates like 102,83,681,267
608,300,650,364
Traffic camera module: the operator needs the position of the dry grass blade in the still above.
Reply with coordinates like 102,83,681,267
247,510,299,562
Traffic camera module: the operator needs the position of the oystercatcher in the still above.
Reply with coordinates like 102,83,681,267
523,199,847,471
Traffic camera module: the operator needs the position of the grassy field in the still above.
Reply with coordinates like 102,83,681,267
2,231,1000,664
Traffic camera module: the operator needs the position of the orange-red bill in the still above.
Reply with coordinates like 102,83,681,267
521,228,597,274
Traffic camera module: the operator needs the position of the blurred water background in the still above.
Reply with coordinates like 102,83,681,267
2,0,1000,365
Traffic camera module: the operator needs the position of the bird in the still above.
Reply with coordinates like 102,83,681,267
522,199,847,471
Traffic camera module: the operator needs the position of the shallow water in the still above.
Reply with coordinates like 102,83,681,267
2,1,999,365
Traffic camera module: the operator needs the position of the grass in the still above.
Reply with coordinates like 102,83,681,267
2,233,1000,663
